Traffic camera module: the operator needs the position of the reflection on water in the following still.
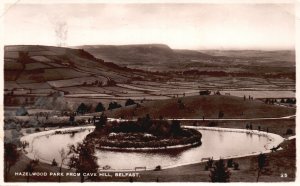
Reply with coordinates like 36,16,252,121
30,129,269,170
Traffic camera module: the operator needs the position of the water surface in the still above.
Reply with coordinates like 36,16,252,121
29,128,271,170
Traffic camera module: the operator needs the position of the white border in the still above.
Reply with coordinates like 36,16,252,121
0,0,299,185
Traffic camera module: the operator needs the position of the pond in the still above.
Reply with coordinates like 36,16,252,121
22,126,282,171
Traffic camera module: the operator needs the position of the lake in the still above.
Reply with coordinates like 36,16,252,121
24,126,281,170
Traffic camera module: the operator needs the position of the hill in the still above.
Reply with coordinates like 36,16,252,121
76,44,295,72
105,95,295,119
199,50,295,67
4,45,295,111
76,44,176,65
75,44,218,70
4,45,158,91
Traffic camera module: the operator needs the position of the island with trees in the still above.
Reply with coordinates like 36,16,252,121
86,114,202,150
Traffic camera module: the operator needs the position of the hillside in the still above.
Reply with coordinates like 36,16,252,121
200,50,295,66
76,44,218,70
105,95,295,119
76,44,176,65
4,45,295,111
4,45,158,93
76,44,295,72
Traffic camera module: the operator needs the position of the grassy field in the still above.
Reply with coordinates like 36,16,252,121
105,95,295,119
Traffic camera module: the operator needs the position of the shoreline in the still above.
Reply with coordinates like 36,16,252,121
163,126,284,170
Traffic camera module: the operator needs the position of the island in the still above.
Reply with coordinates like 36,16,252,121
86,114,202,150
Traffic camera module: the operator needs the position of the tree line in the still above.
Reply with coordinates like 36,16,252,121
76,99,136,115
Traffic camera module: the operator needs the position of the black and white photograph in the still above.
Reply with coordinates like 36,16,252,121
0,0,298,183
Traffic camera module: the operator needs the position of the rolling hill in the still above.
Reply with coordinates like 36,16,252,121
105,95,296,119
4,45,159,92
75,44,218,70
76,44,295,71
4,45,295,112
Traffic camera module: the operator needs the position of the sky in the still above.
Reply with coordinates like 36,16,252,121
3,3,295,50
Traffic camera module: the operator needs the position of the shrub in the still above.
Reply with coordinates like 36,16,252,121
52,159,58,166
108,101,122,110
125,99,136,106
286,128,293,135
208,122,218,127
95,102,105,112
154,165,161,171
210,159,231,182
227,159,233,168
77,103,88,115
218,111,224,118
206,158,214,169
233,162,239,170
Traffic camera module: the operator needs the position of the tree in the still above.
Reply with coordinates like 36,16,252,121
52,159,58,166
139,114,152,132
95,102,105,112
108,101,122,110
58,148,68,182
77,103,88,115
257,153,266,182
227,159,233,168
24,159,39,182
4,143,20,181
95,113,108,129
218,111,224,118
205,158,214,170
68,140,99,182
170,120,182,135
69,114,75,125
210,159,231,182
177,99,185,109
125,99,136,106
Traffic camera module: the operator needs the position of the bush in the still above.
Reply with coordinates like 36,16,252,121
205,158,214,170
51,159,58,166
208,122,218,127
77,103,89,115
35,128,41,132
95,102,105,112
154,165,161,171
108,101,122,110
233,162,239,170
210,159,231,182
286,128,293,135
218,111,224,118
125,99,136,106
227,159,233,168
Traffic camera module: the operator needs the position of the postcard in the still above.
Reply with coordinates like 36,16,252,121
0,0,297,184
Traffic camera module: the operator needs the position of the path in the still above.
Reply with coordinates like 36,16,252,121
106,115,296,122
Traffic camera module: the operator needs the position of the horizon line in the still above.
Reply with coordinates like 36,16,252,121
3,44,295,51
